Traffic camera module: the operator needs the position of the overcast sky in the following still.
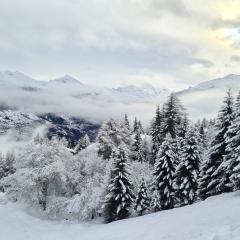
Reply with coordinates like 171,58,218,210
1,0,240,90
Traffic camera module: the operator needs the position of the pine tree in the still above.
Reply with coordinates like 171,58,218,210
199,123,207,149
161,93,183,139
103,146,135,223
138,120,144,134
73,134,90,154
220,91,240,190
150,189,161,212
152,133,176,211
178,113,189,139
175,127,201,206
124,114,131,131
132,130,145,162
133,117,139,134
198,90,234,199
150,105,163,164
134,179,150,216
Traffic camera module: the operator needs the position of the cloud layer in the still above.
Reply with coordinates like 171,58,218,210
1,0,240,89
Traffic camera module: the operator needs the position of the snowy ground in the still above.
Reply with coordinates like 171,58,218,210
1,192,240,240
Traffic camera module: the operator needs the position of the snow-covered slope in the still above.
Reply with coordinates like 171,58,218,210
0,71,83,88
0,191,240,240
0,71,45,88
176,74,240,119
0,110,40,134
47,75,83,87
0,110,100,150
179,74,240,94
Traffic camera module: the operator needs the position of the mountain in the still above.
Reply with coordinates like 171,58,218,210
1,70,240,125
178,74,240,95
0,110,100,148
47,75,83,86
39,113,100,147
0,110,41,134
177,74,240,119
0,71,82,89
0,71,45,88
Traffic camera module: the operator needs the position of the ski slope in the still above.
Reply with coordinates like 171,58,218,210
1,191,240,240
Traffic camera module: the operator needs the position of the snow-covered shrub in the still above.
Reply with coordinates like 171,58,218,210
1,138,107,221
66,144,108,220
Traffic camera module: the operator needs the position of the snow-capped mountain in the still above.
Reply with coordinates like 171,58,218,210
0,71,45,88
48,75,83,86
0,110,100,147
0,71,83,89
1,70,240,125
178,74,240,95
176,74,240,120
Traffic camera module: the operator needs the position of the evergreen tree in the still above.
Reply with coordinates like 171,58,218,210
198,90,234,199
175,127,201,205
150,105,163,164
178,113,189,139
103,146,134,223
150,189,161,212
134,179,150,216
133,117,139,134
152,133,176,211
124,114,131,131
199,123,207,149
138,120,144,134
219,91,240,190
73,134,90,154
132,130,145,162
161,93,183,139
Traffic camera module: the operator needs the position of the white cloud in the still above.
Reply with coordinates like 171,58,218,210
0,0,228,89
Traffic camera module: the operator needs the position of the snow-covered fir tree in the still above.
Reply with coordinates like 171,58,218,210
124,114,131,131
132,130,145,162
138,120,144,134
175,127,201,206
152,133,176,211
161,93,184,139
133,117,139,134
178,113,189,139
103,146,135,223
134,179,150,216
150,189,161,212
198,90,234,199
150,105,163,164
219,91,240,190
73,134,90,154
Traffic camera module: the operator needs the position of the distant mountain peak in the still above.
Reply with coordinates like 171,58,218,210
51,75,83,85
178,73,240,95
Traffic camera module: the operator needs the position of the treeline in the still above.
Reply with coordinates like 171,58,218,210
98,91,240,223
0,91,239,223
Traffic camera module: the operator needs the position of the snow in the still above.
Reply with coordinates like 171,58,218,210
1,71,240,122
1,191,240,240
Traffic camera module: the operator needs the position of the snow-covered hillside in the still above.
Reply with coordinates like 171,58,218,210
0,191,240,240
0,110,100,152
179,74,240,94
